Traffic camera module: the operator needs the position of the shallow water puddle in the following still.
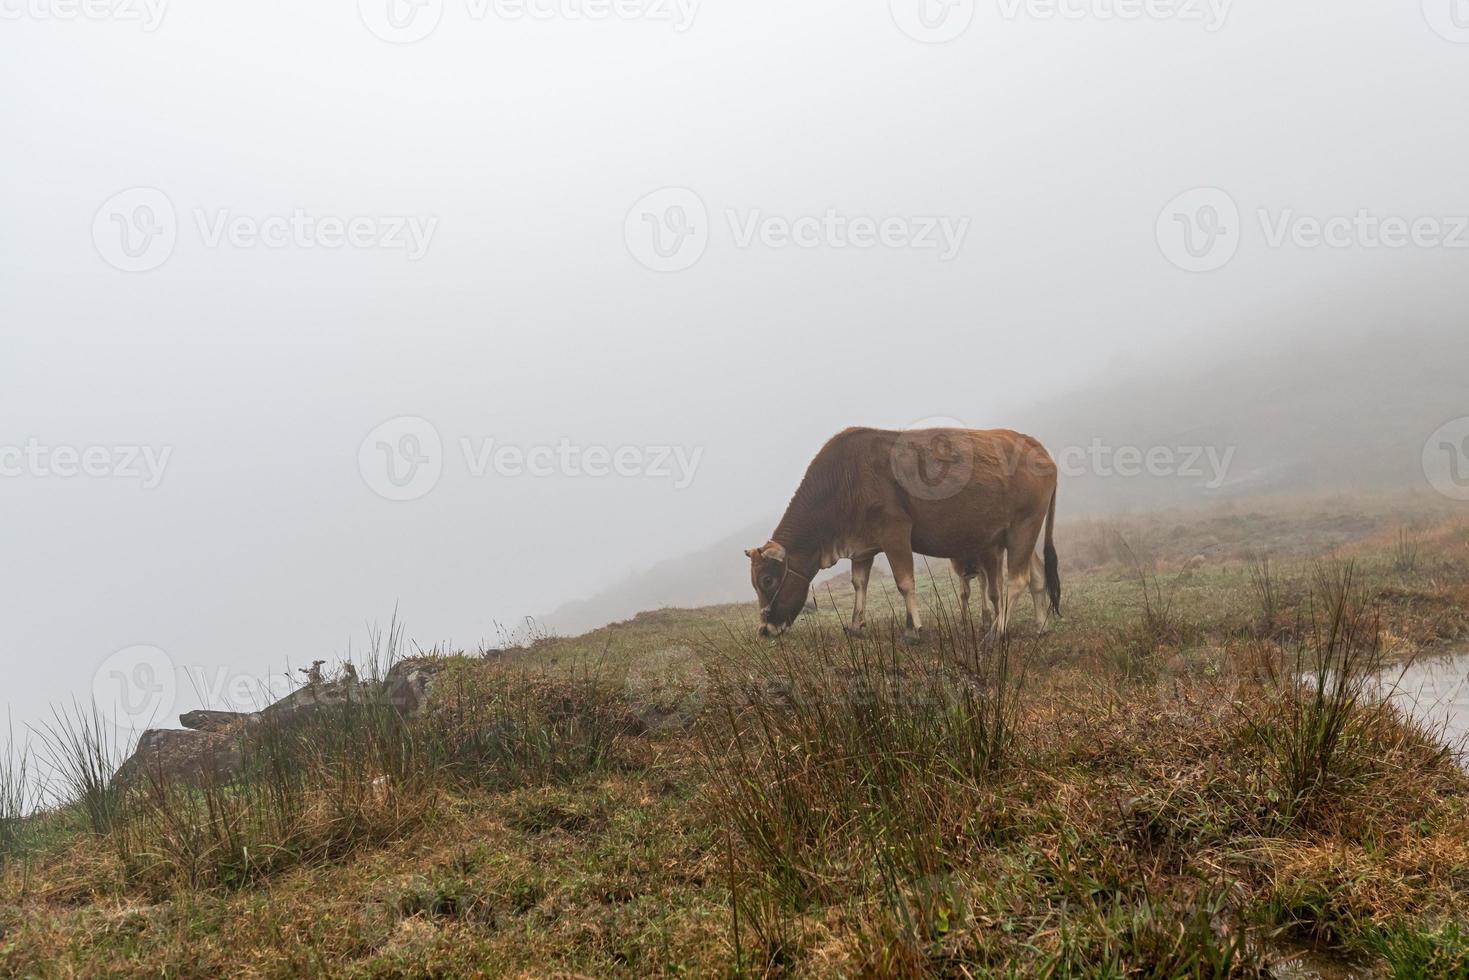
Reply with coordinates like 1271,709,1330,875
1374,647,1469,761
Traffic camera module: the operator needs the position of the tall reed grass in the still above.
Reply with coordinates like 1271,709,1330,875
1240,562,1438,826
1,716,32,862
701,607,1022,967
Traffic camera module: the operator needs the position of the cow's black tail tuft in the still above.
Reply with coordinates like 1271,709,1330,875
1043,485,1061,617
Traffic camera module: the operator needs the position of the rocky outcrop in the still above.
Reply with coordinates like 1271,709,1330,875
113,728,244,789
112,660,447,790
381,659,447,717
258,676,369,729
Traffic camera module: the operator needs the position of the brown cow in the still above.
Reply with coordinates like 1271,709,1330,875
746,426,1059,640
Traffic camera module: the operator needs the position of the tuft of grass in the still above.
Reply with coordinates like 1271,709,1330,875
0,717,33,862
1247,554,1280,636
115,706,434,891
1118,536,1189,657
1042,884,1266,978
35,701,130,836
1393,526,1421,574
1364,919,1469,978
700,609,1021,961
1240,562,1410,826
111,625,435,891
418,657,628,790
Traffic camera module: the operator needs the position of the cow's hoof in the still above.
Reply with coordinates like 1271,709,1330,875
843,624,867,639
901,629,924,646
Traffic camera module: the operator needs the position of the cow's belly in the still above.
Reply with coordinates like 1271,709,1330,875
907,494,1008,558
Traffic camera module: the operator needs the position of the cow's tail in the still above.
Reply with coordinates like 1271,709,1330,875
1043,483,1061,617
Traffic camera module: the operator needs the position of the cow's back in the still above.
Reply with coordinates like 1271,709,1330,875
877,427,1056,559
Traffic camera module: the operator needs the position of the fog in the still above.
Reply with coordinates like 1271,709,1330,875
3,2,1466,752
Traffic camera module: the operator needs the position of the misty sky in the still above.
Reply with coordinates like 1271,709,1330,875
3,1,1467,755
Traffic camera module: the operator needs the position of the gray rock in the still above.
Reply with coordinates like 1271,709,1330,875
178,709,259,733
114,728,243,789
380,659,447,717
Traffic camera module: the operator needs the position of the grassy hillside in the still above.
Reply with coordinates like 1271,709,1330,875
4,496,1469,977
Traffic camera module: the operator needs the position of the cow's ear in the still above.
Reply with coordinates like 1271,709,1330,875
760,543,787,562
744,548,758,559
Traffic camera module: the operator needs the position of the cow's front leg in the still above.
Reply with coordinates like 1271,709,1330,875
885,537,923,644
845,555,874,638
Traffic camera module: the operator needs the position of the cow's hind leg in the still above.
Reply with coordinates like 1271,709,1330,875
846,555,874,637
979,550,1002,631
951,558,974,625
1029,552,1052,632
999,517,1045,638
884,534,923,644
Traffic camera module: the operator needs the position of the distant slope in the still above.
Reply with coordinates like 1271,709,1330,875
545,330,1464,634
1018,329,1466,514
543,520,772,635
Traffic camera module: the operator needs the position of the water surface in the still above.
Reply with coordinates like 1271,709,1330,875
1376,648,1469,761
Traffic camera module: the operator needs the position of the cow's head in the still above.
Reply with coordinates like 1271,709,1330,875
745,541,810,637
